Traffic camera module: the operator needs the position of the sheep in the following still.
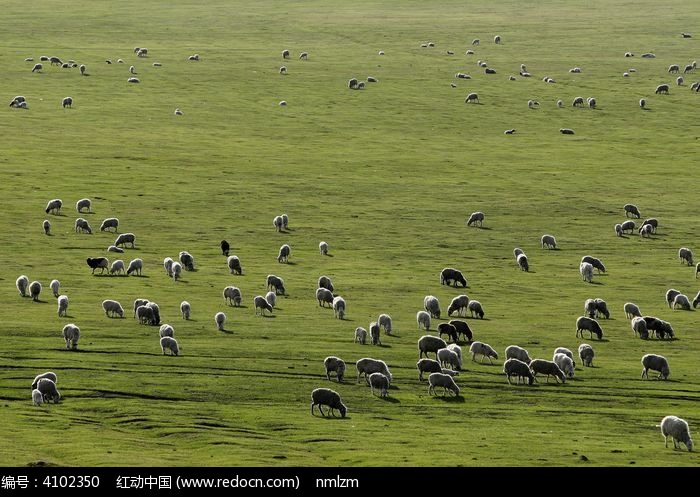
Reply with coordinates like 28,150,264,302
265,291,276,309
673,293,691,310
227,255,242,275
29,281,42,301
266,274,285,295
74,217,92,234
584,298,597,318
417,310,431,330
49,279,60,298
282,49,290,59
540,234,557,249
437,347,461,370
219,240,230,257
677,76,684,86
377,313,392,335
639,223,653,238
631,316,649,339
355,358,392,385
319,241,329,255
332,296,346,319
639,98,646,109
505,345,531,364
369,322,381,346
114,233,135,248
559,128,575,135
503,358,535,385
378,50,385,55
127,77,140,83
428,372,460,396
655,84,670,94
160,257,173,277
624,51,634,57
659,416,693,452
133,298,149,317
158,324,175,338
102,299,124,318
472,38,480,45
485,68,497,74
504,129,516,134
273,215,284,231
316,287,334,307
465,92,479,103
578,344,595,367
354,327,367,344
621,220,636,233
447,295,469,317
417,358,443,381
586,97,597,109
440,267,468,287
614,223,623,236
74,198,91,214
438,323,458,343
61,323,80,350
666,289,681,308
624,302,642,319
31,62,43,72
223,286,242,306
180,301,191,320
580,262,593,283
254,295,273,316
650,318,675,340
171,262,182,281
57,295,69,317
310,388,347,418
277,244,291,263
530,359,566,383
368,372,389,397
573,96,585,107
100,217,119,232
641,354,670,380
324,356,346,382
470,341,498,364
449,320,473,342
317,275,334,293
576,316,603,340
494,35,501,44
679,247,694,266
556,99,564,108
513,247,524,259
581,256,606,274
455,72,470,79
467,300,484,319
32,388,44,406
553,347,576,368
697,265,700,281
348,78,358,89
516,253,529,272
684,64,694,74
299,52,308,60
136,305,156,325
16,275,29,297
418,335,447,359
668,64,680,74
126,258,143,276
641,53,656,58
527,99,539,109
129,65,136,74
281,214,289,230
214,312,226,331
36,378,61,403
43,219,51,235
424,295,441,318
45,199,63,215
553,353,575,378
466,211,484,227
160,336,180,356
594,298,610,319
179,251,195,271
641,218,658,233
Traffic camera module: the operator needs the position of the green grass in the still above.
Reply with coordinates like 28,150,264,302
1,0,700,466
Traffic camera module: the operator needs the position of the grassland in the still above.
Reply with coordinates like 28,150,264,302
1,0,700,466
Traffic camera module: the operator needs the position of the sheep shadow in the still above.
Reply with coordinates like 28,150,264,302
373,343,392,348
587,281,604,286
432,394,465,403
218,328,234,334
259,314,276,318
323,254,334,258
379,396,400,404
468,225,492,230
282,261,297,266
32,299,48,304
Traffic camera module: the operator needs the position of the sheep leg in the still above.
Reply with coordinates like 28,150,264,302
488,356,493,365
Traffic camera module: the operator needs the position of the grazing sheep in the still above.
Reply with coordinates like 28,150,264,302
319,241,329,255
580,262,594,283
639,224,653,238
299,52,308,60
60,96,74,109
355,358,392,385
49,279,60,298
220,240,230,256
369,322,381,346
641,53,656,58
428,372,460,396
467,300,484,319
472,38,480,45
61,324,80,350
440,267,468,287
171,262,182,281
587,97,597,109
266,274,285,295
214,312,226,331
277,244,291,263
625,52,634,57
348,78,358,89
684,64,694,74
368,372,389,397
136,305,156,325
614,223,623,236
424,295,441,318
265,291,276,309
513,247,524,259
516,253,529,272
438,323,458,343
470,341,498,364
631,316,649,339
32,63,43,72
102,299,124,318
316,287,334,307
133,298,149,318
573,96,585,107
504,129,516,134
668,64,680,73
310,388,347,418
696,265,700,280
45,199,63,215
75,198,91,213
527,99,539,109
449,320,473,342
279,66,287,75
332,296,346,319
663,287,678,309
179,251,195,271
227,255,242,275
624,203,641,218
504,358,535,385
455,72,470,79
86,257,109,274
282,49,290,59
254,295,273,316
29,281,42,301
378,50,385,55
416,310,431,330
465,92,479,103
36,378,61,403
57,295,68,317
377,314,392,335
437,347,461,370
677,76,684,86
16,275,29,297
162,257,174,277
673,293,691,310
99,217,119,232
584,298,597,318
578,344,595,367
641,218,658,233
114,233,135,248
655,84,670,94
641,354,670,380
317,275,334,293
505,345,531,364
159,324,175,338
282,214,289,230
223,286,242,307
553,353,575,378
273,215,284,231
324,356,346,382
109,259,125,275
126,258,143,276
624,302,642,319
32,389,44,406
418,335,447,359
74,217,92,234
679,247,694,266
594,298,610,319
417,358,443,381
659,416,693,452
127,77,140,83
467,211,484,227
576,316,603,339
180,301,190,319
43,219,51,235
621,220,636,234
556,99,564,108
447,295,469,317
485,68,497,74
541,234,557,249
553,347,576,368
560,128,575,135
160,336,180,356
354,327,367,345
494,35,501,44
530,359,566,383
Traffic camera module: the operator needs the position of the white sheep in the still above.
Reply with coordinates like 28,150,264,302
214,312,226,331
553,347,576,368
576,316,604,339
624,302,642,319
639,98,646,109
494,35,501,44
673,293,691,310
159,324,175,338
541,234,557,249
49,279,60,298
316,287,334,307
377,314,392,335
553,353,575,378
556,99,563,108
266,274,285,295
227,255,242,275
319,241,329,255
57,295,69,317
368,372,389,397
32,389,44,406
163,257,174,277
273,215,284,232
578,343,594,367
36,378,61,403
171,261,182,281
136,305,155,325
102,299,124,318
355,358,392,385
16,275,29,297
354,327,367,345
265,291,276,309
43,219,51,235
254,295,273,315
62,324,80,349
631,316,649,339
503,358,535,385
29,281,42,301
332,296,346,319
666,289,681,308
180,301,191,319
580,262,593,282
641,354,670,379
133,298,149,317
467,300,484,319
74,217,92,234
126,258,143,276
516,253,529,272
278,244,291,263
317,275,334,293
223,286,242,306
416,310,431,330
99,217,119,232
160,336,180,356
369,322,381,346
179,251,195,271
505,345,531,364
470,341,498,364
428,372,460,396
424,295,441,318
659,416,693,451
127,77,140,83
446,343,463,367
324,356,346,382
465,92,479,104
109,259,125,275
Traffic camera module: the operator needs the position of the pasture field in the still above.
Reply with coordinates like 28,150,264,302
1,0,700,467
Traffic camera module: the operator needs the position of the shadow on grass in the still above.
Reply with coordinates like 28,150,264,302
219,329,234,334
432,394,465,403
379,396,400,404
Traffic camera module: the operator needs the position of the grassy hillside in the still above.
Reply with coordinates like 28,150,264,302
1,0,699,466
